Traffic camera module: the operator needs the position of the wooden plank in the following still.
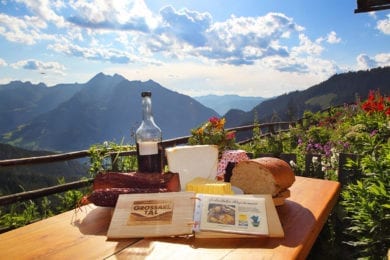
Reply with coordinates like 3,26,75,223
0,205,140,259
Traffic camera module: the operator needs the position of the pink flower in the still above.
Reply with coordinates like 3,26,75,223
209,117,219,125
225,131,235,140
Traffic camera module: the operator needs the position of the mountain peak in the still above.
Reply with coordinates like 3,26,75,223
87,72,109,82
1,80,47,89
113,73,126,81
86,72,127,87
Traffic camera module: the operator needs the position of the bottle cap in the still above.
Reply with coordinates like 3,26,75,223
141,91,152,97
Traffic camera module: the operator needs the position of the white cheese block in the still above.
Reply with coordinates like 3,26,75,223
165,145,219,190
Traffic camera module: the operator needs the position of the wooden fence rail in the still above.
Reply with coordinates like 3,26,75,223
0,122,293,167
0,179,94,206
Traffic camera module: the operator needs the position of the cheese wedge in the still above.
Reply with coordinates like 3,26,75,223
186,177,233,195
165,145,219,190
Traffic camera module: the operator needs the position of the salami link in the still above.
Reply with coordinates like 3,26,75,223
87,187,169,207
87,171,181,207
93,171,181,191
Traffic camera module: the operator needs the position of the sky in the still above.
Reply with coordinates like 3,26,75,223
0,0,389,98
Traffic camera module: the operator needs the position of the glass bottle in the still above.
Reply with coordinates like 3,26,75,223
135,91,163,173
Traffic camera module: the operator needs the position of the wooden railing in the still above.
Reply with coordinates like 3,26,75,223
0,116,362,208
0,122,294,206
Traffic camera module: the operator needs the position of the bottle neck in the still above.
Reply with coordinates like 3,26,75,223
142,96,153,122
136,94,162,143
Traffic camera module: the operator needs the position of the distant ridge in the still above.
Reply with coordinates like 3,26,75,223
224,66,390,127
0,80,84,134
194,94,267,116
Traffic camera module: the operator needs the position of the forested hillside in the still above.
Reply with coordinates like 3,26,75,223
0,143,87,195
225,67,390,127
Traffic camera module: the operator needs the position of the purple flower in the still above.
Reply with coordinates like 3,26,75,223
314,143,322,150
370,130,378,137
323,142,332,157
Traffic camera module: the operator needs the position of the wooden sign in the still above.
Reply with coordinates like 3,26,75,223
107,192,195,239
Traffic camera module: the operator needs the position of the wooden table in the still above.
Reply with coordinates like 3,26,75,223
0,176,340,260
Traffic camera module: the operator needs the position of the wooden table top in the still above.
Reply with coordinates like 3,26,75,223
0,176,340,260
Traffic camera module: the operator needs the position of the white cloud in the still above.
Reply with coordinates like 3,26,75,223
191,12,303,65
357,54,377,69
356,53,390,70
0,13,55,44
0,14,37,44
368,11,377,19
48,41,137,64
376,14,390,35
374,53,390,65
67,0,158,32
16,0,66,26
11,59,66,74
326,31,341,44
0,1,328,73
262,50,340,76
0,58,7,66
292,33,323,56
158,5,212,47
41,5,310,68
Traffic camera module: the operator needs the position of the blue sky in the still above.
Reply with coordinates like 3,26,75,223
0,0,389,97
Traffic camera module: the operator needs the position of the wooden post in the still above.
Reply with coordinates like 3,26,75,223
305,154,324,178
338,153,361,187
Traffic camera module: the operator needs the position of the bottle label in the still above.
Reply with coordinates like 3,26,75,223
138,141,158,155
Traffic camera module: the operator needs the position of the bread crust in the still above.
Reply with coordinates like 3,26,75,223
230,157,295,196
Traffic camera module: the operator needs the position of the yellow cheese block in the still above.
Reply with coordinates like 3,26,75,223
186,177,234,195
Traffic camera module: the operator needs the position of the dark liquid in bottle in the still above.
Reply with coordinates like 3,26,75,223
136,143,163,173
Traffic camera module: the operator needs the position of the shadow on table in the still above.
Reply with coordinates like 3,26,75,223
72,206,113,236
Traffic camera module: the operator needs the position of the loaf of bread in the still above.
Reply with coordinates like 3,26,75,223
230,157,295,196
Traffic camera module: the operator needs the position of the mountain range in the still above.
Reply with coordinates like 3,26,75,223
193,95,267,115
1,67,389,153
225,66,390,127
0,73,218,152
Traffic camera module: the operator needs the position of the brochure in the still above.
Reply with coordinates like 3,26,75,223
194,194,269,235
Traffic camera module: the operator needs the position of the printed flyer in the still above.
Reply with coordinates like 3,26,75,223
194,194,269,235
